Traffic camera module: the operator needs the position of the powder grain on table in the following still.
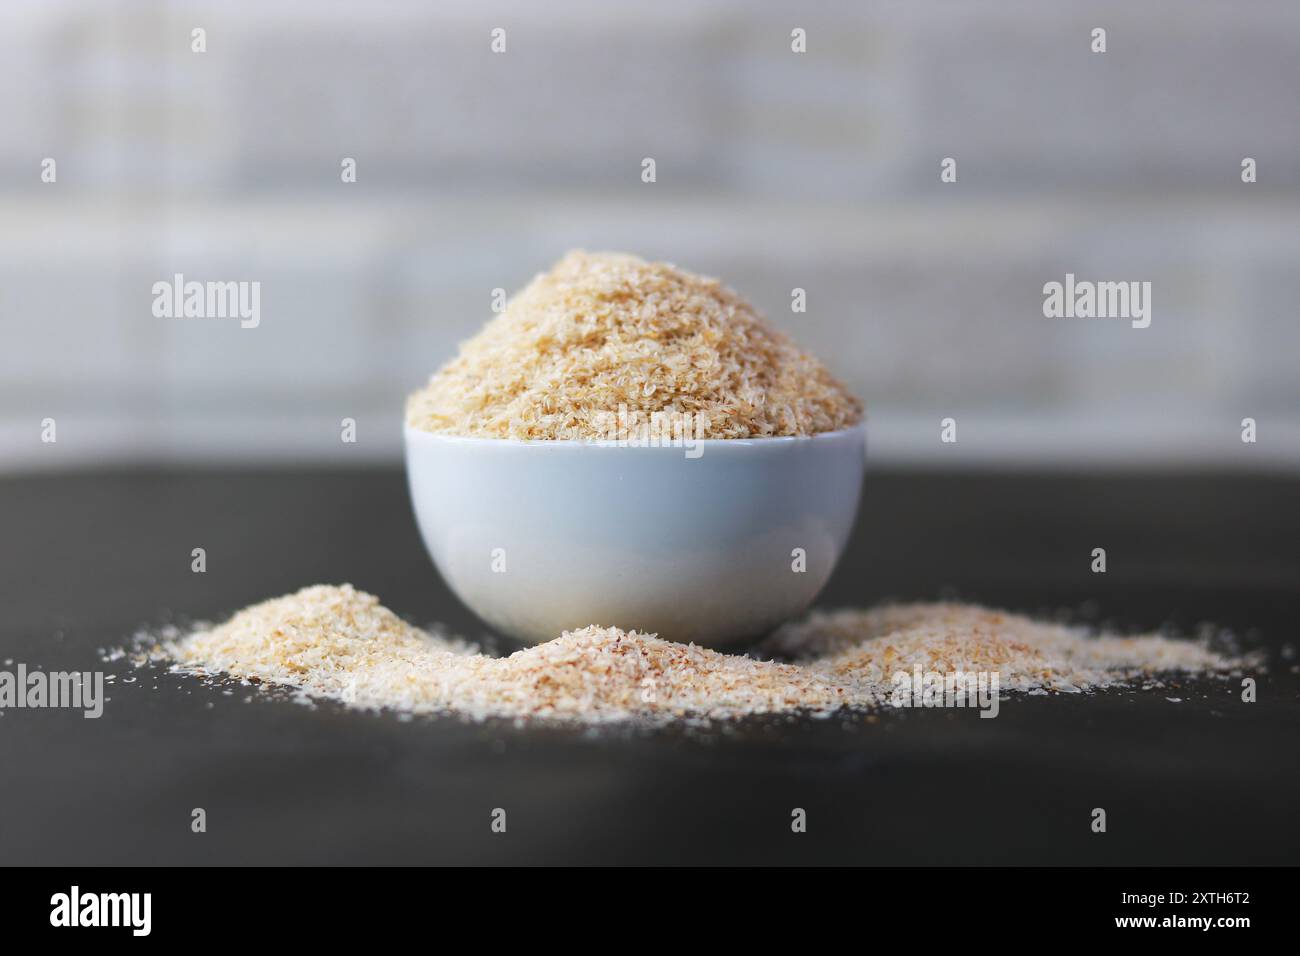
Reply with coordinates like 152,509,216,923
405,250,863,440
140,585,1246,725
767,604,1240,696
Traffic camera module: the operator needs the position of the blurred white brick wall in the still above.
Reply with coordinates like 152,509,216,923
1,0,1298,468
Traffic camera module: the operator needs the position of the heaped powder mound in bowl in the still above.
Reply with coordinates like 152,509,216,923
404,250,863,440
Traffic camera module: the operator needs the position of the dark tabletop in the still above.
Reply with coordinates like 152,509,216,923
1,467,1297,866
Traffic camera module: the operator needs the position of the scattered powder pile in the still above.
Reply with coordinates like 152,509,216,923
405,250,863,440
145,585,1245,725
767,604,1239,696
156,584,469,701
155,585,842,723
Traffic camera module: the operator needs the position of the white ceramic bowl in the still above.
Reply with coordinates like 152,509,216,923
404,425,865,647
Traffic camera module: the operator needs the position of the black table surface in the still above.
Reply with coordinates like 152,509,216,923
1,467,1297,866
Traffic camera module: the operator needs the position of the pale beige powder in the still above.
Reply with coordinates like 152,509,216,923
767,605,1239,696
405,251,863,440
139,585,1246,725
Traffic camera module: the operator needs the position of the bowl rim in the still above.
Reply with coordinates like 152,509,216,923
403,421,866,449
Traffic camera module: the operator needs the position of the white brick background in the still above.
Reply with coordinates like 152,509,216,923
1,0,1297,468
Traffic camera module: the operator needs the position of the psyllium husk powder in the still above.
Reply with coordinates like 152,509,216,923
404,250,863,441
123,584,1249,726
